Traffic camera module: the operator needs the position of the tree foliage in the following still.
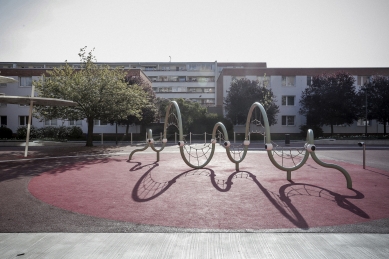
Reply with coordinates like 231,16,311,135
299,72,358,135
358,76,389,134
119,75,158,135
34,47,148,146
157,98,231,135
224,78,279,125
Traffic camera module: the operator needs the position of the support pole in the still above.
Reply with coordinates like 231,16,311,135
204,132,206,144
190,132,192,145
363,143,366,169
234,132,236,144
24,85,35,157
131,132,133,146
101,133,103,145
175,132,177,143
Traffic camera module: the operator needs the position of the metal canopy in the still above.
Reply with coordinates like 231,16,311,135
0,96,78,106
0,88,78,157
0,76,18,84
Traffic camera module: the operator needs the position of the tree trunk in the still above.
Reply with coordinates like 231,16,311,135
125,122,130,140
86,117,94,147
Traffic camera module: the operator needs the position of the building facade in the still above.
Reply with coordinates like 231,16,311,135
1,61,389,136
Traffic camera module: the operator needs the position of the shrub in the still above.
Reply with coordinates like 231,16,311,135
16,125,83,140
66,126,83,139
0,126,13,139
17,125,38,139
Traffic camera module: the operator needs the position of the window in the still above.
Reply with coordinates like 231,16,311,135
19,116,30,126
94,120,107,126
204,88,214,93
282,116,295,126
357,119,371,126
357,76,371,86
189,64,197,71
45,119,58,126
1,116,7,126
282,96,295,106
69,120,83,126
159,87,172,92
282,76,295,87
188,87,201,92
307,76,313,86
20,77,32,87
0,83,7,87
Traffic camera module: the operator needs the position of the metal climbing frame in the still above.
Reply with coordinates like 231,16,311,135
129,101,353,189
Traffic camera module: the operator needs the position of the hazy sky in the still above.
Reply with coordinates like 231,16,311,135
0,0,388,67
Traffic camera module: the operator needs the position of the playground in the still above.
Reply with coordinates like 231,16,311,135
1,101,389,233
1,101,389,258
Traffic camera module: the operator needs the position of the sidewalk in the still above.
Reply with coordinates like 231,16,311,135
2,233,388,258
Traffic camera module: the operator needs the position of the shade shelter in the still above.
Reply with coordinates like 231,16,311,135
0,82,77,157
0,75,18,84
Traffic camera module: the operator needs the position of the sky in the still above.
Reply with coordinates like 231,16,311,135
0,0,388,67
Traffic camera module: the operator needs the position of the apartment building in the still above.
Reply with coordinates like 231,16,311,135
1,61,389,136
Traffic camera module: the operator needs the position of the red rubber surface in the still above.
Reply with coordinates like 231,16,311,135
28,152,389,230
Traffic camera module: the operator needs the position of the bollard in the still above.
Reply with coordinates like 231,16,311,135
358,142,366,169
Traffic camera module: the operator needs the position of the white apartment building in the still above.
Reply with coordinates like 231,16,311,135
1,61,388,136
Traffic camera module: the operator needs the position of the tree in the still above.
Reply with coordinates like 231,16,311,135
224,78,279,125
119,75,158,135
299,72,358,135
34,47,148,146
358,76,389,135
156,98,230,136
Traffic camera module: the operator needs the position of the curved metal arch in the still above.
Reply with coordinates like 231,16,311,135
130,100,353,189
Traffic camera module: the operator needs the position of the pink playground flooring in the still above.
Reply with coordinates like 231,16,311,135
28,152,389,230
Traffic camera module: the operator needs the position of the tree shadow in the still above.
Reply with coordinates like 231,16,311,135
130,161,368,229
0,155,123,183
